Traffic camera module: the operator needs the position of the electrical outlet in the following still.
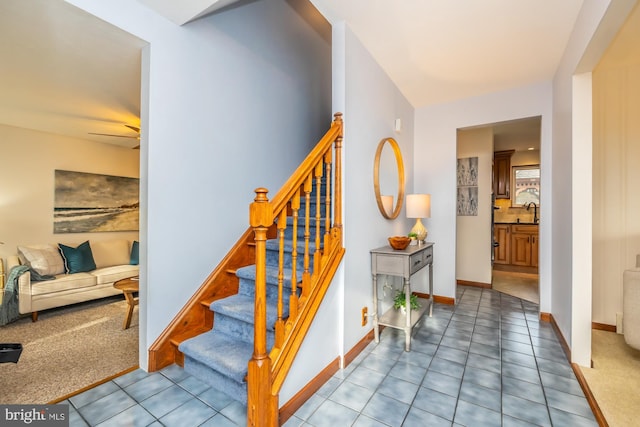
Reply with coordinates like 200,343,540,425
362,307,368,326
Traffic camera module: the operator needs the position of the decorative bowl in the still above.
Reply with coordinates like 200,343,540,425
388,236,411,250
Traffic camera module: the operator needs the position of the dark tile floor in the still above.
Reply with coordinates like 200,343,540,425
64,286,597,426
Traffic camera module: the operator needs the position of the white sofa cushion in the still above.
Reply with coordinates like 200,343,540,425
92,265,139,285
30,272,96,296
18,244,65,276
90,239,131,268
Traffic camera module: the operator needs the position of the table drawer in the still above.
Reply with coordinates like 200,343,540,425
374,254,405,276
410,252,425,275
423,246,433,264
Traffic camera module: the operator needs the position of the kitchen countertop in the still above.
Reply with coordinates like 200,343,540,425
494,222,539,225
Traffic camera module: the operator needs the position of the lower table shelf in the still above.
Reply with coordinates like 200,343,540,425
377,297,431,330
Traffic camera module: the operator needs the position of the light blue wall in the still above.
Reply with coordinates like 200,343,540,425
281,21,416,403
67,0,332,368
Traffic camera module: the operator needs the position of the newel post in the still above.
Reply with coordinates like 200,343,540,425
248,188,278,427
333,113,344,238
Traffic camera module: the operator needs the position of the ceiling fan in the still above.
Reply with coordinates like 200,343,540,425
88,124,140,149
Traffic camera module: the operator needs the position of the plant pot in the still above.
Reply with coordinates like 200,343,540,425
0,343,23,363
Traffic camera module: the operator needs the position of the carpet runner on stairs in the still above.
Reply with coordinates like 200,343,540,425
179,180,327,404
178,227,323,405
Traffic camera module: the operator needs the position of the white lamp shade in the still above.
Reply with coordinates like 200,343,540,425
406,194,431,218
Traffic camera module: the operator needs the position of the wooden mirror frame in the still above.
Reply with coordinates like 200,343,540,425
374,137,405,219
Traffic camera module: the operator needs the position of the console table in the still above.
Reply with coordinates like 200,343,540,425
370,242,434,351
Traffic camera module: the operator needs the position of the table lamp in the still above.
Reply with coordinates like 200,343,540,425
406,194,431,242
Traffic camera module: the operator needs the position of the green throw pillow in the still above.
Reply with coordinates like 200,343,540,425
130,240,139,265
59,241,96,274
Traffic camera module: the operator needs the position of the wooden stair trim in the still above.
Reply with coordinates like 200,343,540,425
147,227,257,372
270,246,345,393
278,357,340,425
268,117,342,216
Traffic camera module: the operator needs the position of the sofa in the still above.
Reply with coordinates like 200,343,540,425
6,239,139,321
624,255,640,349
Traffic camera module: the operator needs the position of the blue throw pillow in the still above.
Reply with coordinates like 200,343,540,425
130,240,139,265
59,241,96,274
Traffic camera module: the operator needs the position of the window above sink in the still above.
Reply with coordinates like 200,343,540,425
512,165,540,207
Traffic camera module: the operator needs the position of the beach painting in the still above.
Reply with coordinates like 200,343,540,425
54,170,139,233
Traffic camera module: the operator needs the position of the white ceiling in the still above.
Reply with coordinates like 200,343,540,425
0,0,586,148
0,0,147,147
310,0,585,108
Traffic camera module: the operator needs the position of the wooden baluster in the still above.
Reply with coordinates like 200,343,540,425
313,162,323,275
302,175,312,296
333,113,343,241
247,188,277,427
289,189,300,320
274,209,287,349
324,151,333,250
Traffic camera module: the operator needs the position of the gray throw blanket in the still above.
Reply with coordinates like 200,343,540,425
1,265,29,326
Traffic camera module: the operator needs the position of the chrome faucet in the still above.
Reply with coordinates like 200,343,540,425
524,202,538,224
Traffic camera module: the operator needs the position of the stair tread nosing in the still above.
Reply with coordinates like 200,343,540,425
178,330,252,383
235,264,296,286
265,238,321,252
210,294,287,330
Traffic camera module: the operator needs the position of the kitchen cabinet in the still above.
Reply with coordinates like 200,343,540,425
510,225,538,268
493,224,510,264
494,224,538,272
493,150,514,199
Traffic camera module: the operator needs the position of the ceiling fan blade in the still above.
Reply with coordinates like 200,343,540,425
88,132,139,139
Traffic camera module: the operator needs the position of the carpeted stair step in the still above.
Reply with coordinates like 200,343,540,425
265,238,321,272
179,330,251,404
284,216,326,240
209,294,283,348
298,198,326,218
236,264,296,300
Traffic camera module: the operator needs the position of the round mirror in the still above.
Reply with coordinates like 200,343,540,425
374,137,405,219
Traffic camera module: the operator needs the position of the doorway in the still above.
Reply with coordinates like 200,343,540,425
491,117,541,304
455,117,541,304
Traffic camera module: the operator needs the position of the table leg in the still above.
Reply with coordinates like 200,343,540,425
122,290,136,329
373,274,380,343
404,279,411,351
428,263,434,317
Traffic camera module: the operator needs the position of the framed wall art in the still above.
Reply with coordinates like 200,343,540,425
457,157,478,216
54,170,139,233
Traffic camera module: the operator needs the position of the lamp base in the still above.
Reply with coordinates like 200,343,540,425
410,218,428,242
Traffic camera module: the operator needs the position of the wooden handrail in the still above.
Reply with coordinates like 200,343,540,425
248,113,344,427
269,114,342,216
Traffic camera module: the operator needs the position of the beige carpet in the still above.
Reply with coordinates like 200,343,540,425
0,296,138,404
580,330,640,427
492,270,539,304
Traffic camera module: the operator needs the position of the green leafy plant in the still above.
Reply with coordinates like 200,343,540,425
393,291,421,310
408,232,418,239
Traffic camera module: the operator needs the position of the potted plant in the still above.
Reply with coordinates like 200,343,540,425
408,232,418,245
393,290,421,313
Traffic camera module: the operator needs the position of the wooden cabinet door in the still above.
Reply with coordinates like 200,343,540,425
510,232,531,266
494,224,510,264
493,150,514,199
531,234,539,267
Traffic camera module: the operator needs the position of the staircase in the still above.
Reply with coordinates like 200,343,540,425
178,191,324,404
147,113,344,427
